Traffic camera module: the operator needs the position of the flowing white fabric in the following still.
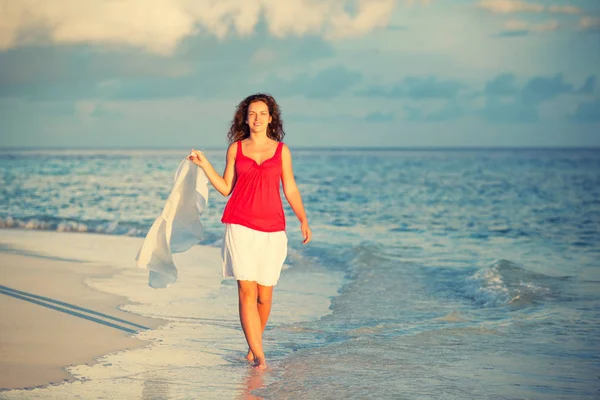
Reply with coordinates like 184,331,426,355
136,158,208,288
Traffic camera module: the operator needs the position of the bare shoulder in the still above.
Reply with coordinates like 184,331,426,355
226,142,238,159
281,143,293,165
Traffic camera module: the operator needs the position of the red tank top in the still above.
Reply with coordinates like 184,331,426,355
221,140,286,232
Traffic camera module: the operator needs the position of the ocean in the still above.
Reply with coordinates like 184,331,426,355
1,147,599,399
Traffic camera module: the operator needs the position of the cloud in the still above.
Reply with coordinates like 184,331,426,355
547,5,581,15
485,73,518,96
481,97,539,123
386,25,409,31
269,66,363,99
357,76,468,122
426,103,464,121
521,74,573,103
496,30,530,37
0,0,403,55
358,76,467,100
324,0,397,39
403,103,463,122
486,73,574,103
287,110,397,123
534,20,560,32
284,113,346,123
0,33,335,101
364,112,395,122
569,100,600,123
579,17,600,31
477,0,544,14
480,73,582,123
405,0,434,5
579,76,596,94
477,1,581,15
495,19,559,36
503,19,529,31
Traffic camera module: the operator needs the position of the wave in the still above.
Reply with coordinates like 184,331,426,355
0,216,221,247
0,215,150,237
462,259,567,307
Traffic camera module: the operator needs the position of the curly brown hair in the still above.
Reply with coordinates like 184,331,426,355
227,93,285,143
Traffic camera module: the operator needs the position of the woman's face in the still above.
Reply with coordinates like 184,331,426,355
246,101,272,132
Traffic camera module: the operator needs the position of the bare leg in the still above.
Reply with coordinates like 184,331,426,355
246,284,274,362
238,280,267,369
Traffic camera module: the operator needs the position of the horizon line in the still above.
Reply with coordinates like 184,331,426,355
1,145,600,151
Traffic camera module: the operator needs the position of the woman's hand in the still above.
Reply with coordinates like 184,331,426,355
301,221,312,244
188,149,210,169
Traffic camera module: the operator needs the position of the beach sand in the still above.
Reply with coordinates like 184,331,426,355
0,229,171,390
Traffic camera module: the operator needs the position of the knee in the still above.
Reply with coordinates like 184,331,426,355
257,293,272,305
238,284,258,302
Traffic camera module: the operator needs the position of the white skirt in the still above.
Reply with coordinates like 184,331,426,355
221,223,288,286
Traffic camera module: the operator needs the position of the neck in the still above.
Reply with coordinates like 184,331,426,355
248,130,269,143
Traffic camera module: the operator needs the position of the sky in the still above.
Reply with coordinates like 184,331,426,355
0,0,599,149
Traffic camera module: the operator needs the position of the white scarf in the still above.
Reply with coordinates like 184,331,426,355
136,159,208,288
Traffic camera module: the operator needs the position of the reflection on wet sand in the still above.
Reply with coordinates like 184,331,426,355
237,369,265,400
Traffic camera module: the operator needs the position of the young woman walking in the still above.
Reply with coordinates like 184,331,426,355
188,93,311,369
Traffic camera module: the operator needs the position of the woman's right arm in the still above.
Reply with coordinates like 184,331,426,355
189,143,237,197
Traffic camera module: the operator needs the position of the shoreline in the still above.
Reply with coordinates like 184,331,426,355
0,228,343,398
0,229,168,390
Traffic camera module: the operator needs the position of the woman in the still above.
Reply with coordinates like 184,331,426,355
188,93,312,370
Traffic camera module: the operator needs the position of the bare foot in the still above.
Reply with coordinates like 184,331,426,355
253,357,267,370
245,349,254,362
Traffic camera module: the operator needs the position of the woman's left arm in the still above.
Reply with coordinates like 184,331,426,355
281,144,312,244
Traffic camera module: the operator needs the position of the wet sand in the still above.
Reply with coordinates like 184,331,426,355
0,228,339,399
0,230,166,390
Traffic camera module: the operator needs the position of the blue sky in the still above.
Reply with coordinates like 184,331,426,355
0,0,599,148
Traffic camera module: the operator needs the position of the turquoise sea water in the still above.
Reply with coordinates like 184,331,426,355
1,147,599,399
